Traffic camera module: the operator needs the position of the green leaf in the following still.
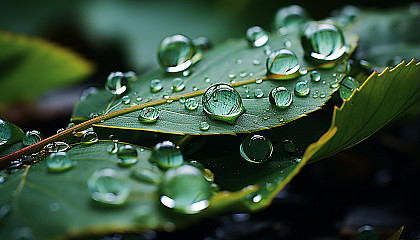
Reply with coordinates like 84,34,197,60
0,31,94,106
73,30,357,135
387,226,404,240
0,119,24,157
304,60,420,162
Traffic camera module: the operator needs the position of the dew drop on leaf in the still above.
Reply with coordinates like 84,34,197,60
184,98,199,111
256,78,263,84
0,170,8,184
193,36,212,52
266,49,300,78
158,34,195,73
274,5,310,31
160,165,212,214
138,107,159,123
21,130,43,146
81,131,99,144
105,71,128,95
339,76,360,100
121,96,131,105
254,88,264,98
0,118,12,146
294,81,310,96
44,141,71,153
240,134,273,163
310,70,321,82
124,71,137,82
301,23,347,62
107,142,118,154
131,166,162,184
117,145,138,167
80,87,98,101
87,168,130,206
149,141,184,169
246,26,269,48
46,152,73,172
202,84,245,124
269,86,293,108
172,78,185,92
150,79,163,93
0,204,11,220
199,121,210,131
282,140,297,153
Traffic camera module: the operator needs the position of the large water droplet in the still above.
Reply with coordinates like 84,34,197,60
138,107,159,123
46,152,73,172
172,78,185,92
269,87,293,108
117,145,138,167
131,166,162,184
149,141,184,169
202,84,245,124
274,5,310,31
105,71,128,95
240,134,273,163
81,131,98,144
160,165,211,214
87,168,130,206
301,23,347,62
150,79,163,93
0,118,12,146
266,49,300,79
44,141,71,153
184,98,199,110
294,81,310,96
246,26,269,47
339,76,359,100
21,130,43,146
158,34,196,73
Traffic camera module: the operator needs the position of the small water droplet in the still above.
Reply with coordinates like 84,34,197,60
236,59,242,64
80,87,98,101
199,121,210,131
87,168,130,206
107,142,118,154
81,131,98,144
336,61,351,73
334,5,360,26
294,81,310,96
49,202,60,212
320,94,326,98
47,152,73,172
239,71,247,78
184,98,199,110
266,49,300,78
121,96,131,105
310,71,321,82
44,142,71,153
254,89,264,98
160,165,211,214
163,94,170,99
202,84,245,124
284,40,292,47
136,97,143,102
264,45,271,55
301,23,347,62
149,141,183,168
124,71,137,82
138,107,159,123
339,76,359,100
117,145,138,167
158,34,196,73
246,26,269,47
108,134,118,142
253,59,261,65
255,78,263,84
182,70,191,77
22,130,43,146
192,86,199,91
269,87,292,108
228,73,236,79
105,71,128,95
274,5,310,30
204,76,211,83
283,140,297,153
179,96,186,103
131,166,162,184
251,194,262,203
150,79,163,93
171,78,185,92
0,119,12,146
299,68,308,75
240,134,273,163
0,170,8,183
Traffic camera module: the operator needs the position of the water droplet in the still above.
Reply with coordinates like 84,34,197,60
136,97,143,102
0,204,11,220
310,71,321,82
299,68,308,75
202,84,245,124
294,81,310,96
282,140,297,153
107,142,118,154
49,202,60,212
105,71,128,95
0,118,12,146
253,59,261,65
301,23,347,62
203,76,211,83
251,194,262,203
228,73,236,79
163,94,170,100
269,87,292,108
184,98,199,111
199,121,210,131
246,26,269,47
266,49,300,78
44,141,71,153
131,166,162,184
81,131,98,144
87,168,130,206
0,170,8,183
264,45,271,55
138,107,159,123
160,165,211,214
149,141,183,168
339,76,359,100
255,78,263,84
334,5,360,26
336,61,351,73
172,78,185,92
240,134,273,163
22,130,43,146
179,96,186,103
121,96,131,105
80,87,98,101
46,152,73,172
150,79,163,93
193,36,212,52
124,71,137,82
284,40,292,47
158,34,196,73
236,59,243,64
274,5,310,30
254,89,264,98
182,70,191,77
117,145,138,167
239,71,247,78
192,86,199,91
